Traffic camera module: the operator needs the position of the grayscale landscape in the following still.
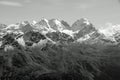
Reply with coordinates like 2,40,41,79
0,0,120,80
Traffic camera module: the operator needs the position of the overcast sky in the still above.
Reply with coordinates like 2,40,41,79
0,0,120,27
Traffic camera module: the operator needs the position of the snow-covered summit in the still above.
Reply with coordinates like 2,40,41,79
99,23,120,43
1,18,120,45
48,19,66,31
82,18,91,25
71,18,92,32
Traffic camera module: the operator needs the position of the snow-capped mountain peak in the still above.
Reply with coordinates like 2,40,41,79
21,21,30,26
41,18,53,30
77,18,91,25
54,19,64,31
82,18,90,25
99,23,120,43
5,24,19,30
41,18,49,23
34,18,49,30
71,18,92,32
54,19,61,26
99,23,120,37
1,18,120,47
32,20,37,25
33,18,55,34
48,19,65,31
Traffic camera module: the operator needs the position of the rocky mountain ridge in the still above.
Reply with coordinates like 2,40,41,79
0,18,120,51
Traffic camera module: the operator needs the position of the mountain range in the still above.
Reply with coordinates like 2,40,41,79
0,18,120,80
0,18,120,51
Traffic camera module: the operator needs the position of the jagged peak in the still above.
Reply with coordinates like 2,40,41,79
61,20,70,26
32,20,37,25
21,21,30,25
49,18,61,25
41,18,49,23
74,18,91,25
5,24,19,30
99,23,120,37
0,23,7,28
53,19,61,25
35,18,48,25
33,18,55,33
49,18,65,31
98,23,120,43
81,18,90,25
41,18,55,31
71,18,95,32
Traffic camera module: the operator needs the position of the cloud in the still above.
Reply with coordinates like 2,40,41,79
38,0,62,6
76,3,90,9
0,1,22,7
118,0,120,3
72,0,97,10
50,0,95,9
24,0,32,3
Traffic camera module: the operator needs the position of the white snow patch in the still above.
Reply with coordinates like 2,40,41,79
4,45,14,52
77,34,90,42
83,18,90,25
61,30,74,37
54,19,63,31
76,31,95,42
32,39,48,47
99,23,120,37
5,24,19,30
16,37,26,47
99,23,120,42
32,20,37,25
42,18,55,32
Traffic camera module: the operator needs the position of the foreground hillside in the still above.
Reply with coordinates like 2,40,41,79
0,42,120,80
0,18,120,80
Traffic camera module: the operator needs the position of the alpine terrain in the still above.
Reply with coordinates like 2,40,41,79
0,18,120,80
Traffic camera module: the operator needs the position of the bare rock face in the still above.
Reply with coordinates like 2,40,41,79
1,18,120,49
46,31,74,44
49,19,66,31
20,23,33,33
23,31,46,46
61,20,71,30
0,24,8,38
0,33,22,51
71,18,91,31
34,19,50,32
71,18,102,43
0,18,120,80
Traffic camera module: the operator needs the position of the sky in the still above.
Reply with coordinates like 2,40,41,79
0,0,120,28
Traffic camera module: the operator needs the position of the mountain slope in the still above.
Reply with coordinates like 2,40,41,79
0,18,120,48
0,18,120,80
